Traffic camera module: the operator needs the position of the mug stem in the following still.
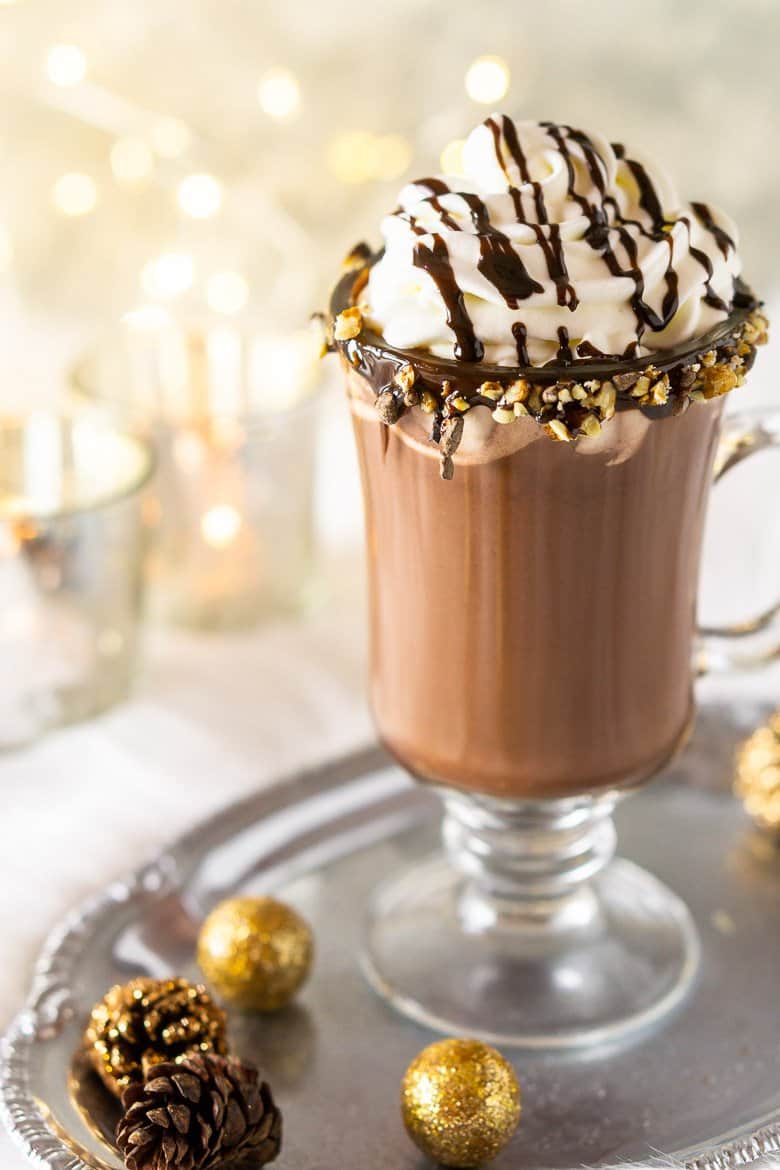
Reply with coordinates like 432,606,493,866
442,789,617,933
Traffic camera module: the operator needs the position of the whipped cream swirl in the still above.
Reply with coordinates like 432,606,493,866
363,116,742,366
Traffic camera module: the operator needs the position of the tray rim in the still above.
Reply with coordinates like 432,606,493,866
1,743,779,1170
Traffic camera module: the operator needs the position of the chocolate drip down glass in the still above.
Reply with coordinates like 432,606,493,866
339,293,780,1048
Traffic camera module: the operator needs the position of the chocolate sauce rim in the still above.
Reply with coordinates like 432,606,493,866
330,267,759,386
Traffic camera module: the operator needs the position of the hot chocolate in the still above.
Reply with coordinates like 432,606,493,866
325,116,770,1046
327,115,767,800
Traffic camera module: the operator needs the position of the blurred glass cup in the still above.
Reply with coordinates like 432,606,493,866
0,411,153,749
72,317,322,630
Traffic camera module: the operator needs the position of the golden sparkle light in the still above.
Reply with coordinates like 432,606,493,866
178,173,222,218
150,117,192,159
401,1037,521,1167
122,305,172,330
258,68,301,119
111,137,154,183
327,130,410,184
465,54,510,103
440,138,466,176
53,173,97,216
141,253,194,299
198,895,314,1011
46,44,86,86
206,272,250,315
372,134,412,180
201,504,242,549
327,130,376,184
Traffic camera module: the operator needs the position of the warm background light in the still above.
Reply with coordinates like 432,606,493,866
141,253,195,298
110,138,154,183
440,138,466,175
327,130,410,184
150,117,192,159
46,44,86,86
122,305,173,330
464,54,510,103
206,272,250,315
178,173,222,218
372,134,412,180
258,68,301,119
201,504,242,549
52,173,97,216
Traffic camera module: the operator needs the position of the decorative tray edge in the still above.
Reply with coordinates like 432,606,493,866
1,743,779,1170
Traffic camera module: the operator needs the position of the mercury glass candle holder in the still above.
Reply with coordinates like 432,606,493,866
0,411,153,748
72,319,321,630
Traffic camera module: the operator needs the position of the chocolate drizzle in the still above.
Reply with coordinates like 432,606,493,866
384,117,742,363
556,326,574,366
412,235,483,362
498,115,549,223
459,192,544,307
512,321,530,365
682,216,730,313
691,201,735,260
625,158,666,231
531,223,578,309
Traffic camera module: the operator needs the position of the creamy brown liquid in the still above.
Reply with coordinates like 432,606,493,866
348,366,724,799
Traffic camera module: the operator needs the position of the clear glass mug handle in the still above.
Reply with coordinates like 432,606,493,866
696,408,780,673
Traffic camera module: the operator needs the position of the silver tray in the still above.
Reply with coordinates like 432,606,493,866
2,698,780,1170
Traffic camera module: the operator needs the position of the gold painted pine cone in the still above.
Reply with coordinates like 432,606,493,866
84,977,228,1097
735,712,780,834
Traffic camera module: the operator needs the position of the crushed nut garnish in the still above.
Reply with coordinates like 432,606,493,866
329,285,768,479
393,363,416,394
440,415,465,457
334,307,363,340
545,419,572,442
376,389,401,425
492,407,515,425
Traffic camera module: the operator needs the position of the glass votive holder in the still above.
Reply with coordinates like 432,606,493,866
0,411,153,749
73,319,321,630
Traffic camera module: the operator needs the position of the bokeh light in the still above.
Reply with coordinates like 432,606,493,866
46,44,86,86
52,173,97,216
258,68,301,119
327,131,411,184
206,271,250,315
122,305,173,329
440,138,466,175
201,505,242,548
141,253,195,298
372,134,412,180
464,55,510,103
150,117,192,159
110,137,154,183
178,173,222,218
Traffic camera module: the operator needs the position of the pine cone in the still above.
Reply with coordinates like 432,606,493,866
116,1053,282,1170
85,977,228,1097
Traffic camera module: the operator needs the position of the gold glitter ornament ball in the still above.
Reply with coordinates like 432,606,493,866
401,1038,521,1167
197,896,314,1011
735,711,780,834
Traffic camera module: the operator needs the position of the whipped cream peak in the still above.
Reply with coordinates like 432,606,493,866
363,115,742,366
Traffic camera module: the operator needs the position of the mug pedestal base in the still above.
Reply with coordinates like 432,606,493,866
361,793,700,1049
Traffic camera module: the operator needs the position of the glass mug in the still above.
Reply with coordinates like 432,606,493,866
340,299,778,1048
0,411,153,748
